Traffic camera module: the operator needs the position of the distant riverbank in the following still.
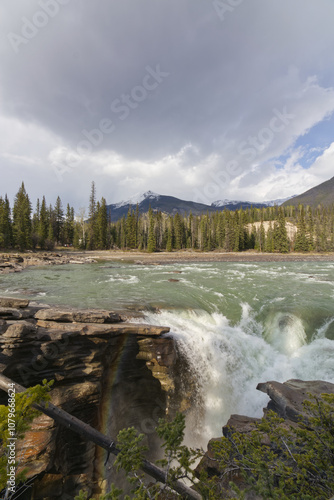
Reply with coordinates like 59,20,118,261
66,249,334,264
2,249,334,273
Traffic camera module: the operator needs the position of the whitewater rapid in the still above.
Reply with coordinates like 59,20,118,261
142,305,334,447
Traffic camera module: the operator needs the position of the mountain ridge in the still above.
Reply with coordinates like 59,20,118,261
106,192,290,222
282,176,334,207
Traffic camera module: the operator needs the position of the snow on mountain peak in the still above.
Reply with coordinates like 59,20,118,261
211,199,247,207
113,191,160,208
263,195,296,206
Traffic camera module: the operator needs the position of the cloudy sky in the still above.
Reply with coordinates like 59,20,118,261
1,0,334,211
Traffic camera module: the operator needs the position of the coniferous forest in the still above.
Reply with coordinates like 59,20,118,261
1,181,334,253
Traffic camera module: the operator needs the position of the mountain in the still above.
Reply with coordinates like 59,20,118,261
211,196,294,208
106,191,267,221
263,196,296,206
282,176,334,207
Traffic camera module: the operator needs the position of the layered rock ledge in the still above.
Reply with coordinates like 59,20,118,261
0,296,190,499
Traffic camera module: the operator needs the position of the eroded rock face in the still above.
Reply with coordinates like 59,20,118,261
0,298,182,499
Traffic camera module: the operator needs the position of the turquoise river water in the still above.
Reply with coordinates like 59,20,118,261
1,260,334,445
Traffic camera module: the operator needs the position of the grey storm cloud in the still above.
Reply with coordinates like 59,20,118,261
1,0,334,207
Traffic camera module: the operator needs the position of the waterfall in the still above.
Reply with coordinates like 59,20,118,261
143,305,334,448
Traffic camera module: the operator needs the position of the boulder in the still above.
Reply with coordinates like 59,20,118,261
0,307,36,320
256,379,334,422
0,297,29,308
2,321,38,338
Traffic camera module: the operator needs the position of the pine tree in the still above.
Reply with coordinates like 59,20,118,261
265,221,275,253
0,195,12,249
273,207,289,253
96,197,108,249
258,219,266,252
224,210,234,252
173,213,183,250
54,196,64,245
217,212,225,248
126,206,137,249
31,199,40,249
135,203,139,248
38,196,49,249
63,204,75,246
166,227,173,252
294,205,310,252
147,206,156,253
45,221,55,250
87,181,97,249
13,182,32,251
187,212,194,248
232,212,240,252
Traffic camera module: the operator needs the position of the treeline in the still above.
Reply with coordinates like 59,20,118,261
114,203,334,253
1,182,334,253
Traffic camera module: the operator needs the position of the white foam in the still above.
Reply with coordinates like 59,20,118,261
106,274,139,284
312,317,334,341
263,312,307,355
141,306,334,447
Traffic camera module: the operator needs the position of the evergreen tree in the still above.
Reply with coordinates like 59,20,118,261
258,220,266,252
224,210,234,252
273,207,289,253
147,206,156,253
87,181,97,249
173,213,183,250
38,196,49,249
45,221,55,250
294,205,310,252
135,203,139,248
96,197,108,249
188,212,194,248
13,182,32,251
0,195,12,249
233,212,241,251
199,216,209,250
265,221,275,253
126,206,137,249
216,212,225,248
31,199,40,249
166,226,173,252
54,196,64,245
63,204,75,246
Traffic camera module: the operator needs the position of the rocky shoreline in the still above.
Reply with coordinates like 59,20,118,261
0,252,97,275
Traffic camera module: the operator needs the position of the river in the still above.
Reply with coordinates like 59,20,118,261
1,260,334,446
